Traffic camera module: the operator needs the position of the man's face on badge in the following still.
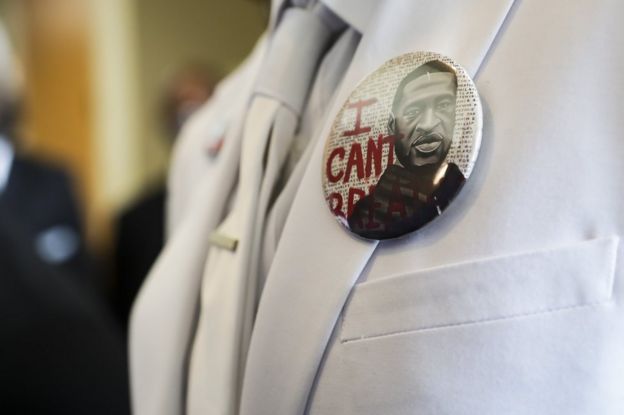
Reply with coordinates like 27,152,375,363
393,71,456,168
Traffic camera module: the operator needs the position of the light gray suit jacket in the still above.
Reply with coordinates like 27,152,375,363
132,1,624,414
241,1,624,414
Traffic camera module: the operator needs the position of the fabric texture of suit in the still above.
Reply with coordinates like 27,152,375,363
242,1,624,414
133,0,624,414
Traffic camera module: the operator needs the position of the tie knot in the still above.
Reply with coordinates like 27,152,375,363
254,4,345,115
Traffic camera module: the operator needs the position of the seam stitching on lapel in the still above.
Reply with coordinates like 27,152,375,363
474,0,521,79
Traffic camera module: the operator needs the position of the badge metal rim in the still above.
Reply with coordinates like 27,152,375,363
321,51,483,241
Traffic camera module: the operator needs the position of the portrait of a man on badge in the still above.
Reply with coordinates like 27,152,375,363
348,60,466,239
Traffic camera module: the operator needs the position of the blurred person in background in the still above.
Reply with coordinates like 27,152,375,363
114,64,216,328
0,19,130,414
0,21,99,292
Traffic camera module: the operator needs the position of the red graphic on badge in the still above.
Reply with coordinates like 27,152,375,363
322,52,482,240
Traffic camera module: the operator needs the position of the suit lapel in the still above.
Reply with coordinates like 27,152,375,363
270,0,289,29
241,1,518,414
129,111,245,415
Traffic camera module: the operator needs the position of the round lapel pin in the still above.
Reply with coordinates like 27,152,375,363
322,52,482,240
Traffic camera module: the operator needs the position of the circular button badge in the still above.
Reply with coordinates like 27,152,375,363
322,52,482,240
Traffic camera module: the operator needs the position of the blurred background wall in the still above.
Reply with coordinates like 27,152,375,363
0,0,266,252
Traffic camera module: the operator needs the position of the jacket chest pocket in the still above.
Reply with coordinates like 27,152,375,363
341,237,618,344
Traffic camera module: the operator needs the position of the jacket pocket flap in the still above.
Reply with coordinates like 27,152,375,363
341,237,618,343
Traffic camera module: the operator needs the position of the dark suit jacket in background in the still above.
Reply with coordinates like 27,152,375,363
0,207,130,415
0,156,98,289
114,187,165,327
